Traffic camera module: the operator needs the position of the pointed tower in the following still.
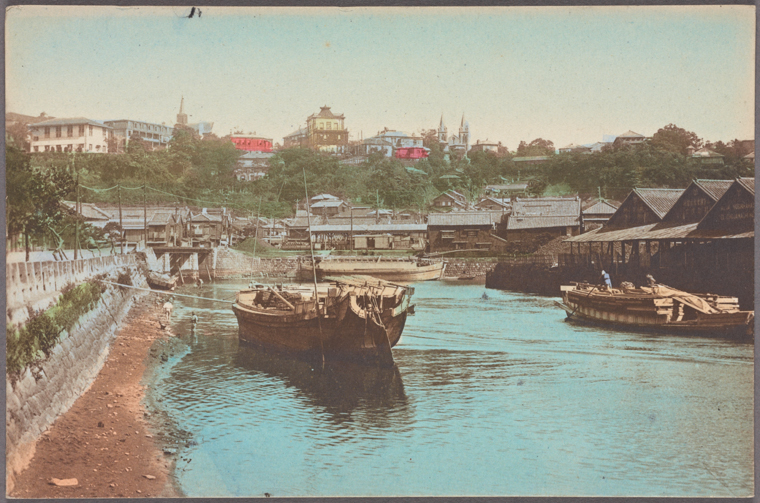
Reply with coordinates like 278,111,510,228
459,114,470,152
177,96,188,126
438,115,447,142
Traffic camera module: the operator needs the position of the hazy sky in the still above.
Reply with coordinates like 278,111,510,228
6,6,755,150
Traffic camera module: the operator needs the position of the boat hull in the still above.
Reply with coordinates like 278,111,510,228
301,260,445,282
558,288,754,337
232,290,409,366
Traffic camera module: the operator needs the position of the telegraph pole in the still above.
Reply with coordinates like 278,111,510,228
350,204,354,252
74,153,79,260
117,184,124,254
143,180,148,248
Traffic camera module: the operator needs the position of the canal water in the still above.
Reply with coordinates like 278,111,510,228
145,279,753,497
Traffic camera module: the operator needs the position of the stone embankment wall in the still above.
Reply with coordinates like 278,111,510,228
214,248,300,278
5,257,148,492
441,260,496,278
6,254,142,327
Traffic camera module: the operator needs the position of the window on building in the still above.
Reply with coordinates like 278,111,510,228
88,144,92,151
326,123,331,130
33,136,39,142
78,125,85,136
103,127,107,136
441,230,455,240
55,126,62,138
44,127,50,138
67,144,73,151
78,144,84,152
44,146,50,152
67,125,73,137
56,145,62,152
34,146,39,152
96,145,101,151
89,125,93,135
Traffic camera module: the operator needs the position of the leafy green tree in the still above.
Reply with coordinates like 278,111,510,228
516,138,555,156
651,124,702,155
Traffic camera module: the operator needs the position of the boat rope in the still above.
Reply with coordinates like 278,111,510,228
95,280,233,304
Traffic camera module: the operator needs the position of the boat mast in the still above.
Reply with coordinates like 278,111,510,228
303,167,325,367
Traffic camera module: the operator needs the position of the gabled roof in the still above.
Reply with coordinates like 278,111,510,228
737,177,755,194
632,188,683,219
311,194,340,201
475,197,510,208
616,130,645,139
29,117,112,129
582,200,619,215
61,201,111,221
190,212,224,222
310,200,346,208
693,179,733,201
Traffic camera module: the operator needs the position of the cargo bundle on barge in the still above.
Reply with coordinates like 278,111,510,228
556,282,754,337
299,256,445,282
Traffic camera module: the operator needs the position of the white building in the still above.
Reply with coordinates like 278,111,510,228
28,117,112,153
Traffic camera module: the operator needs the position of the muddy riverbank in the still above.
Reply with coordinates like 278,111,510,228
9,296,181,498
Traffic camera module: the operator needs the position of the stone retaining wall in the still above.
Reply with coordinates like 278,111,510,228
5,264,148,492
442,260,497,278
6,254,141,327
214,248,300,278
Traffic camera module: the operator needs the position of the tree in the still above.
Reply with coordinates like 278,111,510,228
651,124,702,155
516,138,555,157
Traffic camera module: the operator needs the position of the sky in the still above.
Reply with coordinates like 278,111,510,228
5,5,755,150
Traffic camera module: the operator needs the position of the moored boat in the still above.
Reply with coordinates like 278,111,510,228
299,256,445,282
555,282,754,336
147,271,178,290
231,276,415,366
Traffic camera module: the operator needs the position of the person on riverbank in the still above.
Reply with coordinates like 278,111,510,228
163,301,174,323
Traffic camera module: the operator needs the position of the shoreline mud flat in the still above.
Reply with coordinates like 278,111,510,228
9,295,182,498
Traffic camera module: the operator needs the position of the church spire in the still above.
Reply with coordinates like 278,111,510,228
177,96,188,126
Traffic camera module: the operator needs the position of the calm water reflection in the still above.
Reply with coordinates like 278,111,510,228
145,280,753,497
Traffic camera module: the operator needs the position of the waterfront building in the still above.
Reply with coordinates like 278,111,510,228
427,211,506,253
306,106,348,153
230,135,273,152
504,197,581,241
104,120,174,152
581,199,619,231
28,117,112,153
604,188,684,228
659,179,732,225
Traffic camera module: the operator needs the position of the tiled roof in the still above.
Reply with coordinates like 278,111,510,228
512,197,580,218
427,212,502,226
310,200,346,208
582,200,619,215
506,215,580,230
475,197,510,208
632,188,684,219
28,117,112,129
311,106,344,119
737,177,755,194
309,224,426,233
312,194,339,201
568,221,753,243
693,179,733,201
190,212,223,222
61,201,111,220
616,130,645,139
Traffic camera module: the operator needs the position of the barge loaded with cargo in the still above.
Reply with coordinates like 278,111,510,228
555,282,754,337
299,256,445,282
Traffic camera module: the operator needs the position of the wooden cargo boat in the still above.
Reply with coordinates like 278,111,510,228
555,282,754,336
231,276,415,366
147,271,178,290
299,256,445,282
